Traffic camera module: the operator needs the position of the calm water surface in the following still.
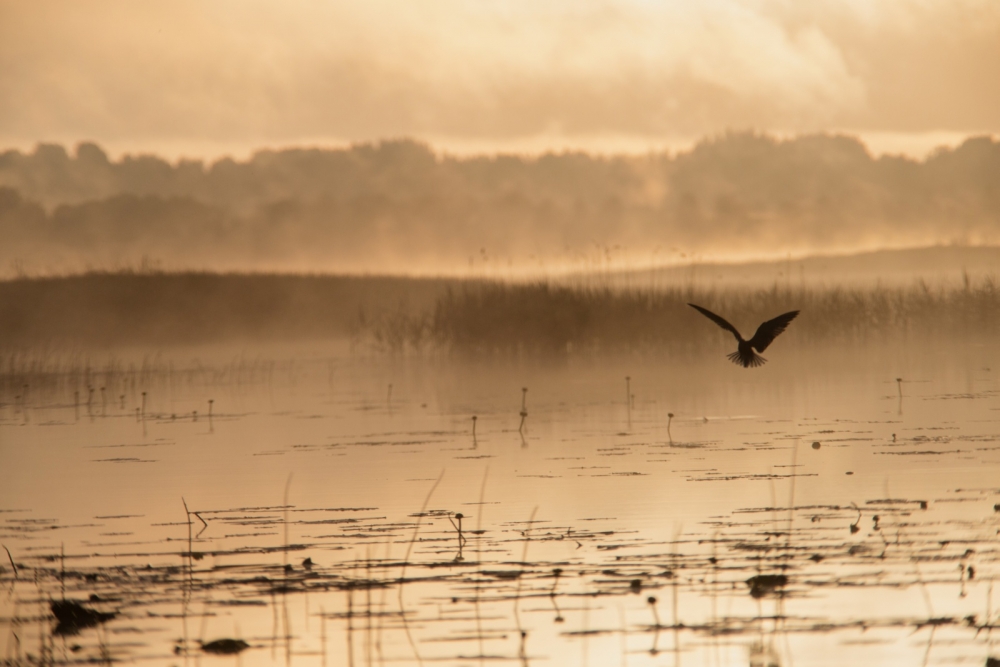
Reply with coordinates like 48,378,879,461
2,339,999,667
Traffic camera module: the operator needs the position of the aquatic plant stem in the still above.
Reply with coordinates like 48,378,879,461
2,545,16,579
625,376,631,430
283,473,293,571
512,506,539,632
181,497,192,663
398,469,445,667
181,498,192,585
320,605,327,667
475,466,489,667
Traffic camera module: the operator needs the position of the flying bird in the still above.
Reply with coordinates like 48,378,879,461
688,304,799,368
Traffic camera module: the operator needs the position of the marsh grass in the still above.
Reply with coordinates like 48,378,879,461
0,350,279,407
1,270,997,358
370,277,1000,354
0,271,459,346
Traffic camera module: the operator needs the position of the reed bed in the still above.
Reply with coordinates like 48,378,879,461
0,271,457,346
367,277,1000,354
0,350,279,404
1,271,996,358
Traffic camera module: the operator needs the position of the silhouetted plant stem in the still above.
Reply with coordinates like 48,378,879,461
512,506,538,633
518,387,528,434
3,544,17,579
625,376,632,429
398,470,444,667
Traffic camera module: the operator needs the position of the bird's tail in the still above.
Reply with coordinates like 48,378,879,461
728,349,766,368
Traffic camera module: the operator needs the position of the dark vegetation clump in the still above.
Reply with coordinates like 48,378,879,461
199,639,250,655
50,600,117,636
746,574,789,599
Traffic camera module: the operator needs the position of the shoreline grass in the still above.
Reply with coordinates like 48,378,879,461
1,270,996,353
378,278,1000,354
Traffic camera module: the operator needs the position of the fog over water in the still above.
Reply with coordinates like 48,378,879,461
2,3,1000,666
2,133,999,277
3,336,1000,667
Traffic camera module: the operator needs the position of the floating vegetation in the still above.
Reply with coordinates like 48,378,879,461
199,638,250,655
2,471,998,666
2,336,999,666
50,600,117,636
746,574,788,599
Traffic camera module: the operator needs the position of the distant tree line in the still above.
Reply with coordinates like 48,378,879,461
1,132,998,275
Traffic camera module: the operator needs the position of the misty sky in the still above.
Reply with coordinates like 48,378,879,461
2,1,998,159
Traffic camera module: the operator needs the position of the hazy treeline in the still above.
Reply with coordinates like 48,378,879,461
1,133,999,274
1,271,996,352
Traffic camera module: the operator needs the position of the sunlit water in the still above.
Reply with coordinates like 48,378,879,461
2,339,1000,667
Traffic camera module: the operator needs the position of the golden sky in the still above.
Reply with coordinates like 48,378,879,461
1,0,998,159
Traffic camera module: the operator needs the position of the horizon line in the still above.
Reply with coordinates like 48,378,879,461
2,129,997,166
4,241,998,284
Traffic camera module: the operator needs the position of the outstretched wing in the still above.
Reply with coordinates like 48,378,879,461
688,303,742,342
749,310,799,352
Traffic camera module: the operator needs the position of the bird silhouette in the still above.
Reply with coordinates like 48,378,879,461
688,304,799,368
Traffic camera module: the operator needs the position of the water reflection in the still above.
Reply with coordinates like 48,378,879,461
1,340,999,666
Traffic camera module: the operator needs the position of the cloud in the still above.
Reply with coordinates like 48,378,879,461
0,0,996,150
